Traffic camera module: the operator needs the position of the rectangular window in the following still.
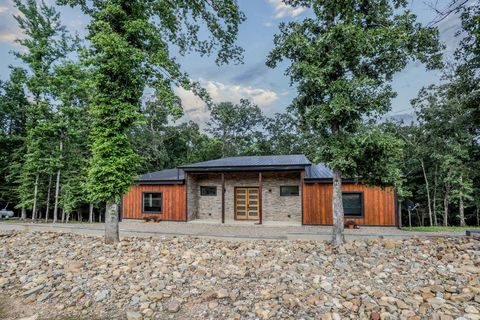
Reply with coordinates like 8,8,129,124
280,186,300,196
342,192,364,217
142,192,162,213
200,186,217,196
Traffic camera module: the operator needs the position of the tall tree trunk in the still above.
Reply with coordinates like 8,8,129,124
66,211,70,223
332,168,345,246
398,200,402,228
408,209,412,228
476,206,479,226
420,160,433,226
105,202,120,244
459,195,465,227
61,208,65,223
45,175,52,222
21,208,27,220
89,202,94,223
53,140,63,223
432,166,438,226
443,188,449,227
31,174,39,223
458,174,466,227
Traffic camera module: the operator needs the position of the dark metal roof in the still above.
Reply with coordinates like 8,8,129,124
136,155,338,184
136,168,184,183
305,163,333,179
178,154,311,171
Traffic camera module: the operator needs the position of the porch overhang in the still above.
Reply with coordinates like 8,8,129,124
180,165,308,173
304,178,357,184
133,180,184,185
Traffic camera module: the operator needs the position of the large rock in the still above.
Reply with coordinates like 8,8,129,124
65,261,84,273
126,311,142,320
22,285,45,297
166,299,181,313
94,290,109,302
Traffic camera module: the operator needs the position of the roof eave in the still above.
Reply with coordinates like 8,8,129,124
304,178,357,184
134,180,185,185
181,164,310,172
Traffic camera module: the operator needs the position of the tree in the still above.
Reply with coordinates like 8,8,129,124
58,0,245,243
403,3,480,227
12,0,76,222
255,111,306,156
131,93,221,172
0,68,29,214
207,99,265,157
48,60,91,223
267,0,442,245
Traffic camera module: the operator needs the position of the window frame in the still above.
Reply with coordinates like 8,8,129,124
200,186,217,196
342,191,364,218
142,192,163,214
280,185,300,196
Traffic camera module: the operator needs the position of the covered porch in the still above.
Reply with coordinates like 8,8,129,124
185,171,305,225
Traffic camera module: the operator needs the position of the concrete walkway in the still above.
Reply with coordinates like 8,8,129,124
0,220,466,241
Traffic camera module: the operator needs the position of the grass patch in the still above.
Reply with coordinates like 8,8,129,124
402,226,480,232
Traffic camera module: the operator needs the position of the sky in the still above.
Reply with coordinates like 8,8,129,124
0,0,466,126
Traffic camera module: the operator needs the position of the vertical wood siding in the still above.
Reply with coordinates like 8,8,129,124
303,183,396,226
122,184,187,221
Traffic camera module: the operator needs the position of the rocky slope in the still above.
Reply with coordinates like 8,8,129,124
0,231,478,320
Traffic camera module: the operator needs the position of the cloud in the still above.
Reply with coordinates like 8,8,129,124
0,31,17,42
175,79,280,126
268,0,306,19
0,1,23,44
0,21,23,43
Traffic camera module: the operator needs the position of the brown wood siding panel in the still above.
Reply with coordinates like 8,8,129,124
122,184,187,221
303,183,395,226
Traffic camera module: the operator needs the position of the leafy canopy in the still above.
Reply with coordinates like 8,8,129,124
207,99,265,158
12,0,77,210
57,0,245,202
266,0,443,186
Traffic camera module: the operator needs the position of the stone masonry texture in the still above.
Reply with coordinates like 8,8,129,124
188,172,302,223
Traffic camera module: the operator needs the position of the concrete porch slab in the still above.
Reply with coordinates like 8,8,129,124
187,219,302,227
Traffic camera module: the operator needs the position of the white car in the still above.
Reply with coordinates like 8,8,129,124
0,209,14,219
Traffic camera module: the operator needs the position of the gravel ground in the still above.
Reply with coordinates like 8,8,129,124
0,231,478,320
0,220,468,240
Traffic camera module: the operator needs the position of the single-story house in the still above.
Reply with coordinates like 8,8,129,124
122,154,398,226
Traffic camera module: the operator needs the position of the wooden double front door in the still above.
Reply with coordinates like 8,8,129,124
235,187,259,220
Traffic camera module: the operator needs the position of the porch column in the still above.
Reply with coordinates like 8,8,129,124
300,171,304,225
258,172,263,224
221,173,225,224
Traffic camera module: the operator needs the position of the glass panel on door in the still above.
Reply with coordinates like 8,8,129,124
236,187,260,220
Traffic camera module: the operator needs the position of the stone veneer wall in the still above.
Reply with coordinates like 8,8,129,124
189,172,302,223
197,174,222,220
186,173,199,220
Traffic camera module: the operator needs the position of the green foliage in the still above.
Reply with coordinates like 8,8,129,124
207,99,265,157
58,0,245,203
388,3,479,226
0,68,29,206
11,0,77,211
255,111,306,156
266,0,442,188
